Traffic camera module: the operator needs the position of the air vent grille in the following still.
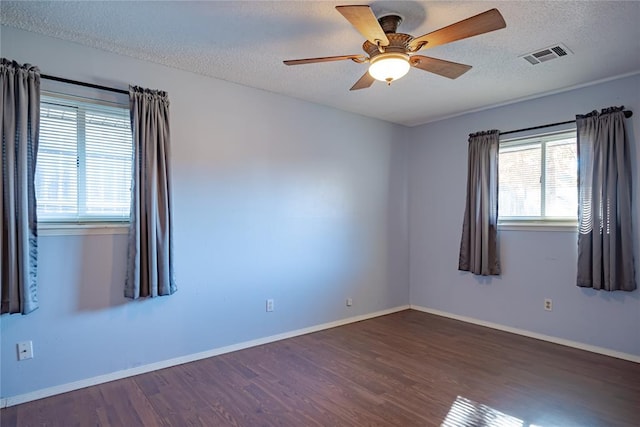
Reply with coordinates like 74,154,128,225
551,45,568,57
521,43,572,65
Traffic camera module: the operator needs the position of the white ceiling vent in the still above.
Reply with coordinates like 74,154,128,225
521,43,572,65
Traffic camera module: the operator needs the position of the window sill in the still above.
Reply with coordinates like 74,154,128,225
498,221,578,232
38,222,129,236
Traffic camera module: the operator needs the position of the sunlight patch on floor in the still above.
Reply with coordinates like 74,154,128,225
442,396,543,427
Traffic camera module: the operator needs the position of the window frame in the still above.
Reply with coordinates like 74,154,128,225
36,90,133,234
498,129,578,231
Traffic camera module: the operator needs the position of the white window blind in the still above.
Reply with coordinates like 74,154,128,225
498,130,577,222
36,94,133,222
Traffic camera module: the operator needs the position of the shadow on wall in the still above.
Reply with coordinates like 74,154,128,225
77,233,129,311
458,271,503,286
580,287,640,302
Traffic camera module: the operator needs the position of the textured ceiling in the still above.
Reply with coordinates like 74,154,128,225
2,1,639,126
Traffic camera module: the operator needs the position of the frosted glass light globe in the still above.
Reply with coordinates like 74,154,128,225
368,53,410,83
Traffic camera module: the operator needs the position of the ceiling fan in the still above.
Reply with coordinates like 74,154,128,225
283,5,506,90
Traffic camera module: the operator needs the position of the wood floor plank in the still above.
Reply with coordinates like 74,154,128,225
2,310,639,426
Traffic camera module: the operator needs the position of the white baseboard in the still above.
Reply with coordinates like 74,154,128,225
8,303,633,408
1,305,410,408
410,305,640,364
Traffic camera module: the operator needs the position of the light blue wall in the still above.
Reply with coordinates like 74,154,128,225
0,26,410,399
407,74,640,356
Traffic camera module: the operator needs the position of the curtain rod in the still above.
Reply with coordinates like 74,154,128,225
500,110,633,136
41,74,129,95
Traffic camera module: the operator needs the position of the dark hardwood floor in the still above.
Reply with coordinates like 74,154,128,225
2,310,639,426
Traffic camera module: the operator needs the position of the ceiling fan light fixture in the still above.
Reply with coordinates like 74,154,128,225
368,53,410,84
284,6,507,91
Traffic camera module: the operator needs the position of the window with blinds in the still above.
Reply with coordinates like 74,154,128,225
498,130,577,223
36,94,133,223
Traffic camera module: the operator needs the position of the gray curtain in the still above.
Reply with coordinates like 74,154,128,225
576,107,636,291
459,130,501,276
125,86,176,299
1,58,40,314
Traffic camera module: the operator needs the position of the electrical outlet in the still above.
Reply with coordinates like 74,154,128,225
266,299,274,312
544,298,553,311
17,341,33,361
346,298,353,307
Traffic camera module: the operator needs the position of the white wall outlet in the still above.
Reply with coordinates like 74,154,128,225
266,299,274,312
544,298,553,311
17,341,33,361
346,298,353,307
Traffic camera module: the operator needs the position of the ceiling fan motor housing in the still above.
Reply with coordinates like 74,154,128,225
363,33,413,59
362,13,413,60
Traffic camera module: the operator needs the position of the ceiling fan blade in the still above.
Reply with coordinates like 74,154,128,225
409,9,506,51
410,55,472,79
336,5,389,46
283,54,366,66
350,72,375,91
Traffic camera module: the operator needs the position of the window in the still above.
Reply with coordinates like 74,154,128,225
498,130,577,225
36,94,133,223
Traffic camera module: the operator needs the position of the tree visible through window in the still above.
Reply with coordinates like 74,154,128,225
36,94,132,223
498,130,577,222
